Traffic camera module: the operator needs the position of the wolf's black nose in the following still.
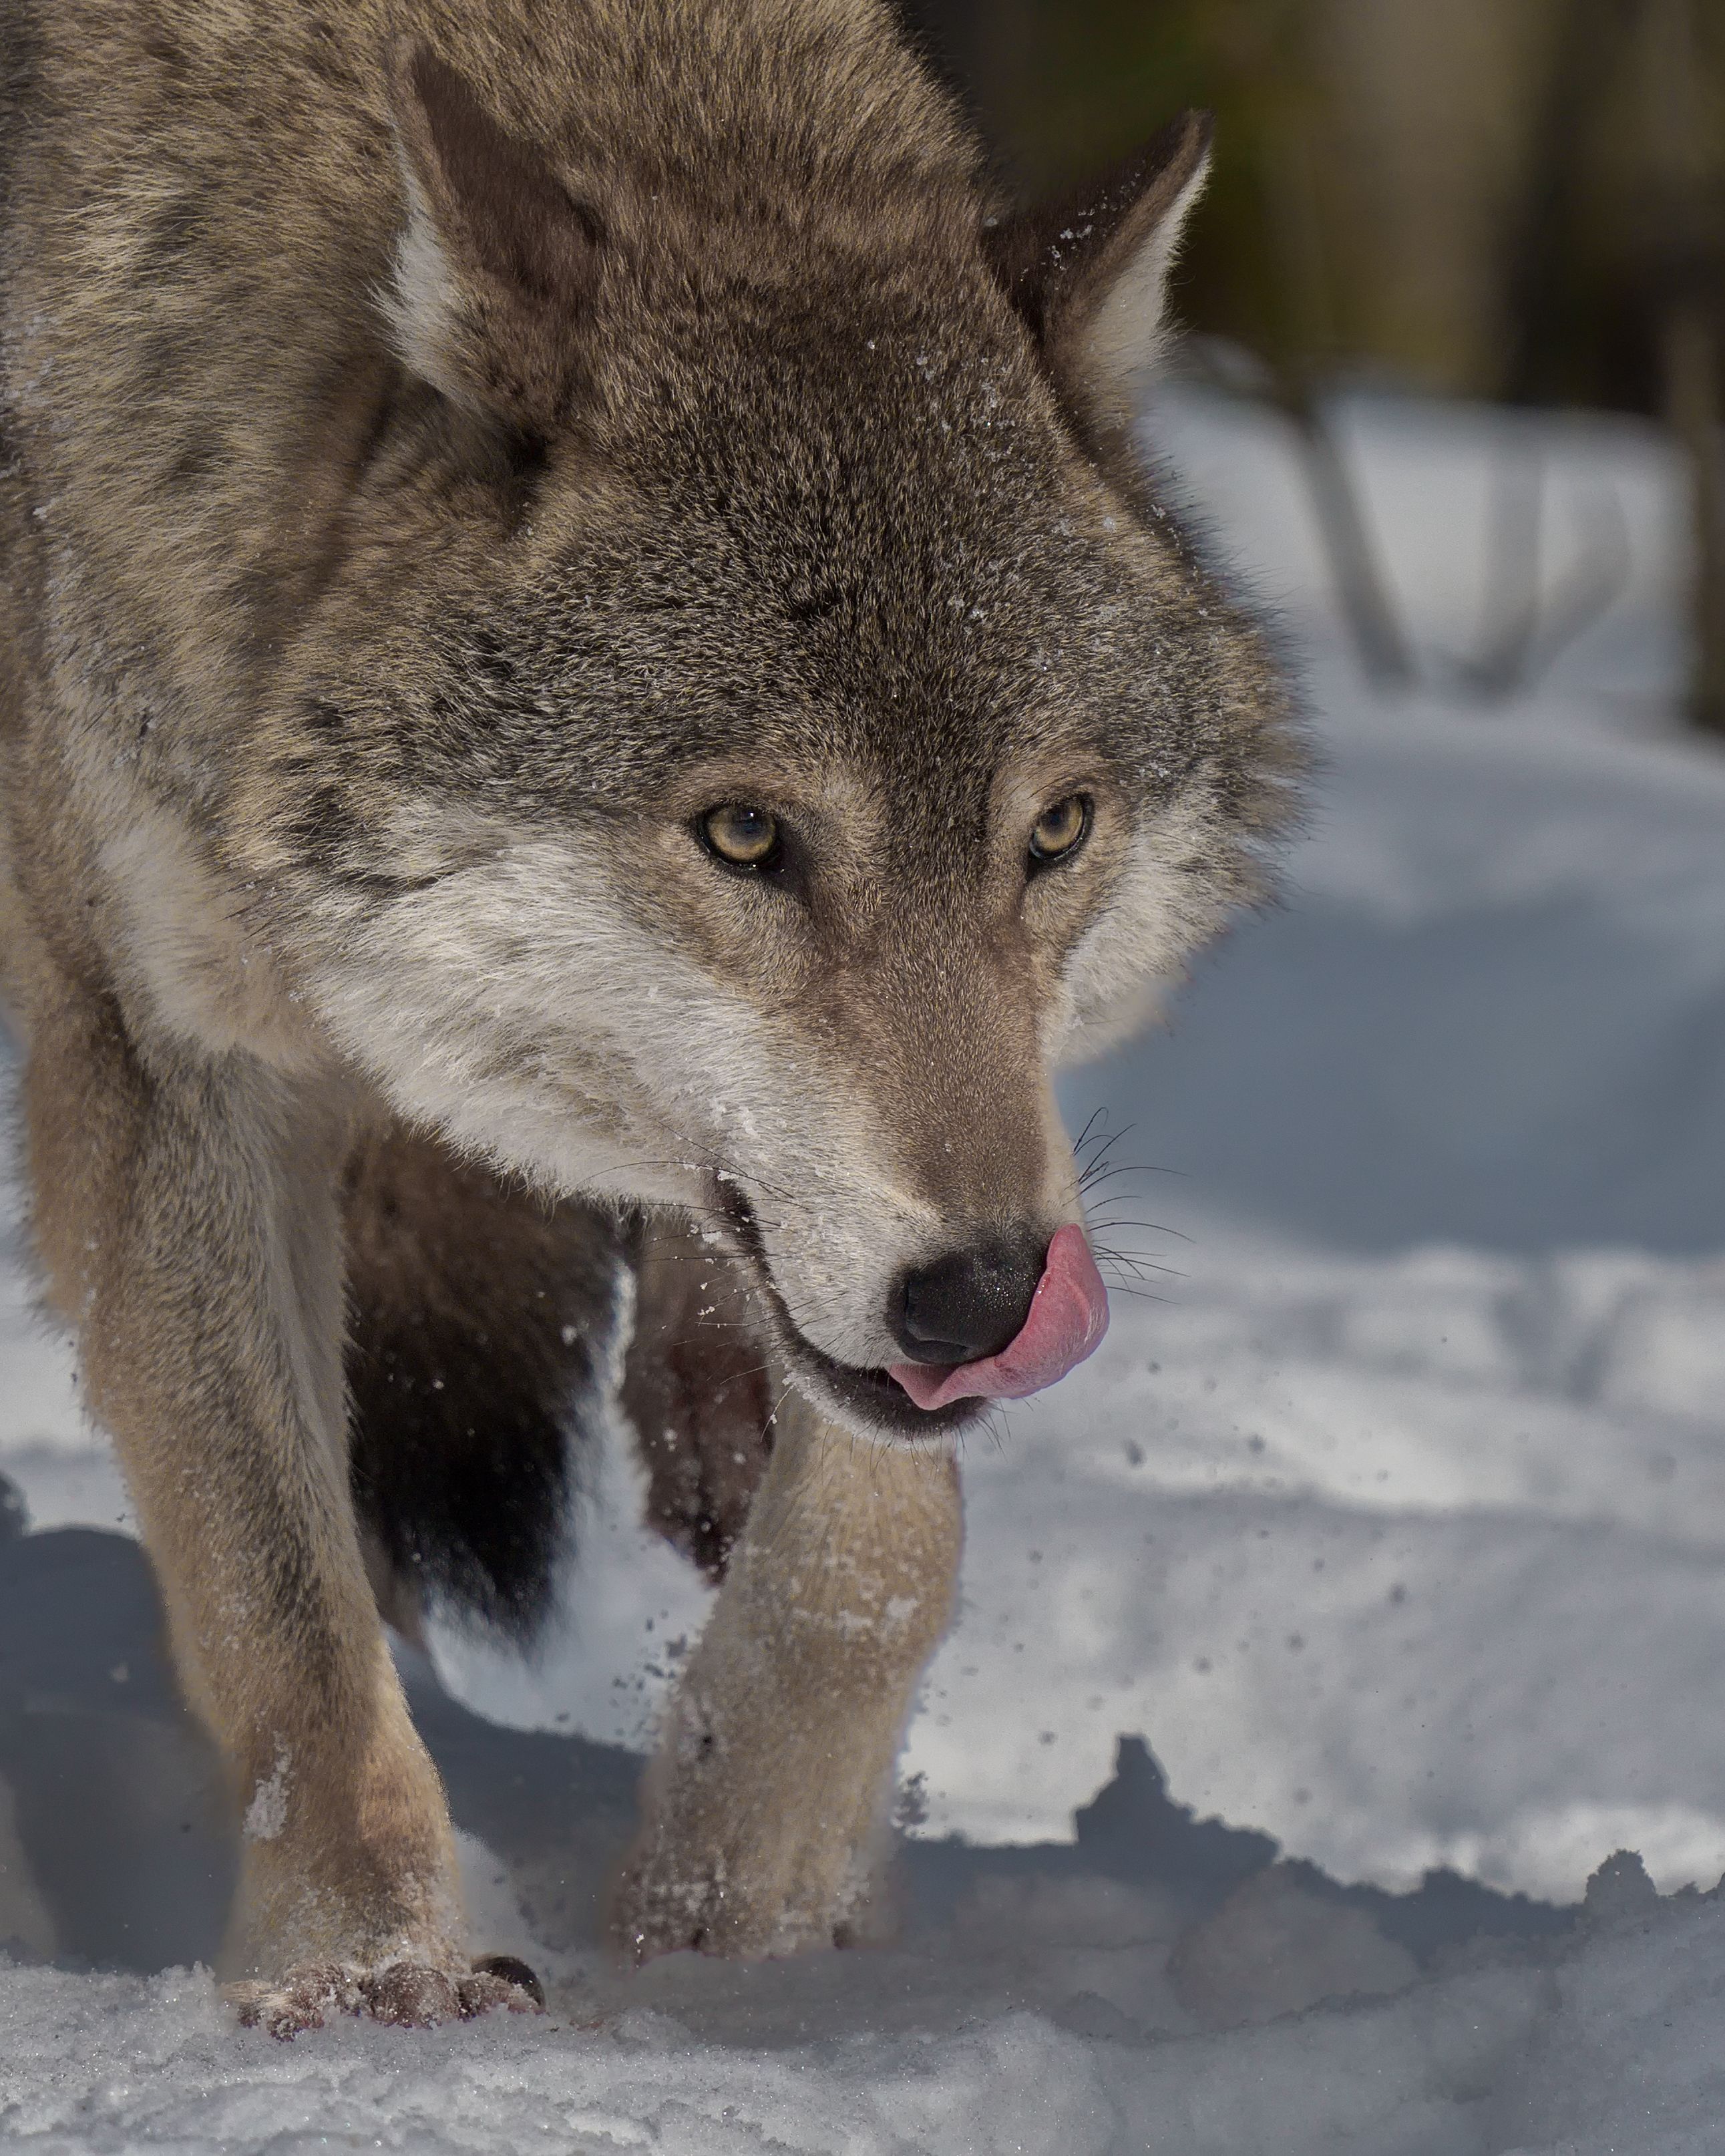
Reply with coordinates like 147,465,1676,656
891,1238,1046,1365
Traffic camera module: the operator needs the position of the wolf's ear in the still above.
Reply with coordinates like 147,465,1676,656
986,110,1211,437
383,40,601,431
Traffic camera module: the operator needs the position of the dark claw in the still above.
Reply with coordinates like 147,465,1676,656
465,1953,546,2013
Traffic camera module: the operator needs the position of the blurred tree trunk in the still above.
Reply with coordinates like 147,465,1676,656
896,0,1034,168
1316,0,1547,397
1497,0,1634,407
1646,0,1725,735
1253,84,1416,686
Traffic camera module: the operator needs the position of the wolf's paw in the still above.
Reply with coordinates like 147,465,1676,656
611,1844,859,1966
610,1859,727,1964
227,1952,544,2040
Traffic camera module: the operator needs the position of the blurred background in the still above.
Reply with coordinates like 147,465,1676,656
902,0,1725,727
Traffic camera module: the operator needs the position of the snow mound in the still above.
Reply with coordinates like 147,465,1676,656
3,1865,1724,2154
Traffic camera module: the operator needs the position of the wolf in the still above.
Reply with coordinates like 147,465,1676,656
0,0,1297,2036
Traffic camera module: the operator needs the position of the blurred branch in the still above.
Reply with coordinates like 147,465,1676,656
1446,443,1631,699
1256,100,1418,691
1463,439,1547,694
1281,392,1418,689
1517,485,1633,687
1185,343,1416,689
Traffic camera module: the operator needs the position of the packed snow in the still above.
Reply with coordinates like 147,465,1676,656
4,380,1725,2151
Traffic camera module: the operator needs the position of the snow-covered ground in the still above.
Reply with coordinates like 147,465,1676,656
5,381,1725,2151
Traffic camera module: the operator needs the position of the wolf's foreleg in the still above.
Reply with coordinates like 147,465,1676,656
612,1401,962,1961
22,1008,518,2033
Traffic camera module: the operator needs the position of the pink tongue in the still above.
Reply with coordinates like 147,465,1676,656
890,1225,1109,1412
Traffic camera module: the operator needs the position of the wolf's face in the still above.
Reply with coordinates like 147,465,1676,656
241,53,1296,1438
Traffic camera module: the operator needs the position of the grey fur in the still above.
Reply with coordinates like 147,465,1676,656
0,0,1299,2014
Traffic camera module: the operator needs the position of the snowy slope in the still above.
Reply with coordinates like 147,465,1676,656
5,384,1725,2153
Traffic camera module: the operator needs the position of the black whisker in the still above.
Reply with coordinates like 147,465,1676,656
1082,1216,1187,1238
1076,1161,1182,1197
1075,1121,1137,1183
1085,1216,1192,1246
1070,1107,1111,1160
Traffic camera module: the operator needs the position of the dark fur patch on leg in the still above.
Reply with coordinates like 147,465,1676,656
343,1125,626,1643
620,1217,775,1582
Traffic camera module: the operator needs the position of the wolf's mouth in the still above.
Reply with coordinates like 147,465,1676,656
708,1178,984,1440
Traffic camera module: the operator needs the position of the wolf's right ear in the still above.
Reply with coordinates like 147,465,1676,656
384,41,601,431
986,110,1212,442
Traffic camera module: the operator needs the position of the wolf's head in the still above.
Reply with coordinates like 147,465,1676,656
244,23,1299,1440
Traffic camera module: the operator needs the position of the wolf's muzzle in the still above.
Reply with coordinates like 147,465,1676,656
891,1236,1048,1366
888,1226,1109,1411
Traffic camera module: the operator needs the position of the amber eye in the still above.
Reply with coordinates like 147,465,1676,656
700,803,782,870
1028,793,1092,869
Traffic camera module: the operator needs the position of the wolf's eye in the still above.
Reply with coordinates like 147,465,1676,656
700,803,782,871
1028,793,1091,870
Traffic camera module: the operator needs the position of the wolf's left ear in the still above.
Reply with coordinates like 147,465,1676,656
383,40,602,431
986,110,1212,438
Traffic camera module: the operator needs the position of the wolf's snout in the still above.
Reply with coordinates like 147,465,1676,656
888,1226,1109,1412
891,1237,1046,1367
